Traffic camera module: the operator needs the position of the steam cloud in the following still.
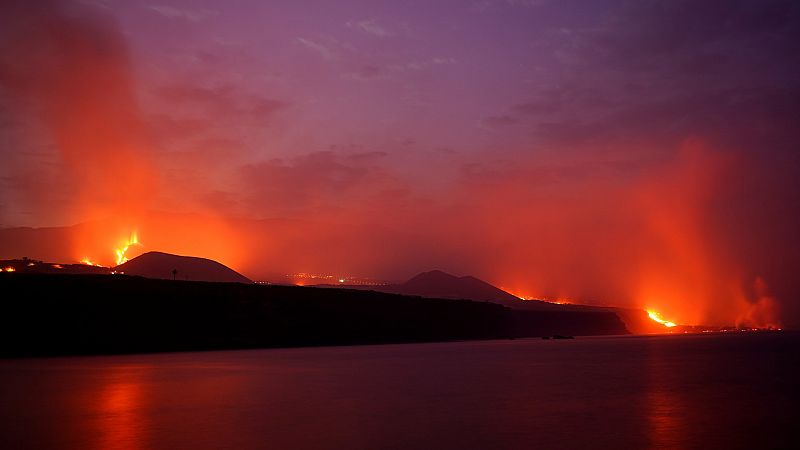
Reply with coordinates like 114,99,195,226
0,0,155,229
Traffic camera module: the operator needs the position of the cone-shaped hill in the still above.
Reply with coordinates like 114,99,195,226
394,270,523,305
391,270,559,310
116,251,251,284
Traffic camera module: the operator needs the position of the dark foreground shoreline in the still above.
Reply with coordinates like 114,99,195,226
0,273,627,357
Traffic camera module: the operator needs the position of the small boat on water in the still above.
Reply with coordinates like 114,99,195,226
542,335,575,340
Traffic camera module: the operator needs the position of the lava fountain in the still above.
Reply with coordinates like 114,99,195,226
115,231,141,265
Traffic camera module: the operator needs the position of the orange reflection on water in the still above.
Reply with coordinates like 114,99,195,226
647,388,685,449
646,349,687,449
94,365,148,450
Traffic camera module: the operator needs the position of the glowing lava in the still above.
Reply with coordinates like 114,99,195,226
115,232,141,265
647,309,677,328
81,258,103,267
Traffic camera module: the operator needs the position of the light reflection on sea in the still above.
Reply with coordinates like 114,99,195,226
0,333,797,449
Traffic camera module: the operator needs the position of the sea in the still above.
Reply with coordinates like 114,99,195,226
1,332,797,449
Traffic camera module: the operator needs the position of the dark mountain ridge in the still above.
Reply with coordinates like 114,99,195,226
116,251,252,284
393,270,522,305
322,269,672,333
0,273,628,357
371,269,599,312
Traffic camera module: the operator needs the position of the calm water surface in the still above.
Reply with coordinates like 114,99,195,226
1,333,797,449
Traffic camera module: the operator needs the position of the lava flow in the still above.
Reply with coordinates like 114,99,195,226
647,309,678,328
115,232,141,265
81,258,103,267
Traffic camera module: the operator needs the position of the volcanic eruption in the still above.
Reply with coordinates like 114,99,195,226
0,0,797,331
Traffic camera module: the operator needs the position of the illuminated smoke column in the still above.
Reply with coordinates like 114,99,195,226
0,0,156,263
1,1,155,211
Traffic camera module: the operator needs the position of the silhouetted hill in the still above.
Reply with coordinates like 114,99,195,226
116,251,251,283
396,270,521,303
316,270,683,334
370,270,676,333
388,270,583,311
0,273,628,357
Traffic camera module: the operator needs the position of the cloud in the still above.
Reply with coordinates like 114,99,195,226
431,57,457,65
346,151,388,162
388,57,457,73
482,0,800,150
469,0,545,12
506,0,546,6
239,151,406,217
152,83,286,123
341,65,383,82
145,82,287,206
147,5,218,22
482,115,519,128
347,19,393,37
296,37,338,61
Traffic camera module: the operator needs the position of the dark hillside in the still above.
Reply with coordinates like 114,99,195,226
0,273,628,357
116,251,252,283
